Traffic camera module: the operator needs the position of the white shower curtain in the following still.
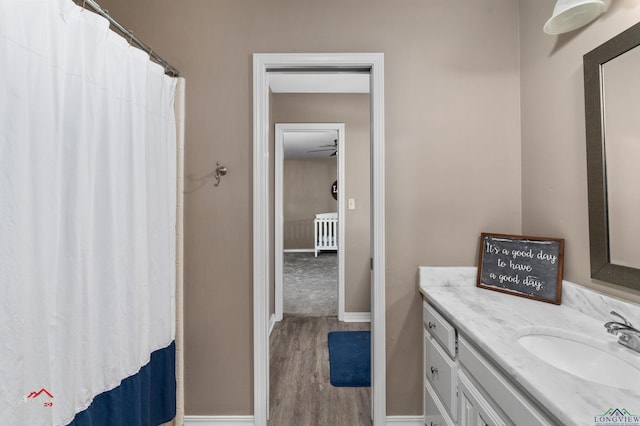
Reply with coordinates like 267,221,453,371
0,1,177,425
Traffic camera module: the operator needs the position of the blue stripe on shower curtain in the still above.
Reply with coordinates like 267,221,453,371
68,342,176,426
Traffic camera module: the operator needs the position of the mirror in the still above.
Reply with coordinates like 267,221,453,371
584,21,640,289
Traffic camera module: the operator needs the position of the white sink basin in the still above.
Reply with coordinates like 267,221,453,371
518,328,640,390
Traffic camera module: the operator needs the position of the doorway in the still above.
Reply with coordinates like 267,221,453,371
275,123,345,322
253,53,386,426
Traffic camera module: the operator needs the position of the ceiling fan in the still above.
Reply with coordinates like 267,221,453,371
307,139,337,156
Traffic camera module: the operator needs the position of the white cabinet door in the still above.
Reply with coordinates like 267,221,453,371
458,369,507,426
458,336,552,426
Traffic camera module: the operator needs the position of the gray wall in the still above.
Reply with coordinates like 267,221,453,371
92,0,604,417
282,158,337,250
519,0,640,302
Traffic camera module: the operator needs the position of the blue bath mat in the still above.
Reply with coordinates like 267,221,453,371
327,331,371,387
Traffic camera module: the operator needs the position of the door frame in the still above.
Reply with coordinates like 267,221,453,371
275,123,346,322
253,53,385,426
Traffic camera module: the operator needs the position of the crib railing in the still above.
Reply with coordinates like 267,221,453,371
314,213,338,257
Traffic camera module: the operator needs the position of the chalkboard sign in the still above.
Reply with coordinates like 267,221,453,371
477,233,564,304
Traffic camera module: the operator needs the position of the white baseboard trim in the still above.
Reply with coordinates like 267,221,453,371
268,313,276,336
183,414,421,425
386,415,424,425
343,312,371,322
184,415,254,425
283,248,314,253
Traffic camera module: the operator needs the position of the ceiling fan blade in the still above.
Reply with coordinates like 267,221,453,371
307,148,336,152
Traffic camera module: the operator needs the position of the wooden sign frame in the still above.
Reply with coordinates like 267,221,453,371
477,233,564,305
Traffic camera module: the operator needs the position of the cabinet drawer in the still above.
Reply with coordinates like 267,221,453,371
425,382,455,426
425,332,458,421
424,302,456,357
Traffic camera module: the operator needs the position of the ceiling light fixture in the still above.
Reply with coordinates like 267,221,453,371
544,0,610,35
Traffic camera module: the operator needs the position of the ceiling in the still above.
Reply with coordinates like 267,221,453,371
269,72,370,94
283,130,338,159
271,72,369,159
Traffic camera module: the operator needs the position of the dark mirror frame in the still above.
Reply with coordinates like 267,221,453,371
584,21,640,290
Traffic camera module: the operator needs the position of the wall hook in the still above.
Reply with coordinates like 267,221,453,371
214,161,228,187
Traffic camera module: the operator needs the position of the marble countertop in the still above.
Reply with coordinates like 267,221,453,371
419,266,640,426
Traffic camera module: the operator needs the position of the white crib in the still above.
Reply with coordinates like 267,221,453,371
314,212,338,257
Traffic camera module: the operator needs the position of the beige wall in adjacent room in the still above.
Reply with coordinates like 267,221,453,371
99,0,521,416
273,93,372,313
282,158,337,250
519,0,640,303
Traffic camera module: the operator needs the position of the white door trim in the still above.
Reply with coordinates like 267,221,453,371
274,123,345,322
253,52,386,426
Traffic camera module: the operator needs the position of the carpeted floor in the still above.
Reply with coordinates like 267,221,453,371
284,252,337,316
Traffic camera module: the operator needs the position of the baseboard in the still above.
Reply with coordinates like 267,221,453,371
183,414,421,425
386,415,424,425
283,249,314,253
343,312,371,322
184,415,254,425
268,313,276,336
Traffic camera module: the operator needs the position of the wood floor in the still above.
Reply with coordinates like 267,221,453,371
268,315,372,426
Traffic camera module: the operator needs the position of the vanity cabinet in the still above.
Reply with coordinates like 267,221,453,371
423,300,552,426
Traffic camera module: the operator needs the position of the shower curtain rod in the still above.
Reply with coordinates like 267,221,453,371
77,0,180,77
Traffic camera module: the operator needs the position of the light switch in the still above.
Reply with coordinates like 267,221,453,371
348,198,356,210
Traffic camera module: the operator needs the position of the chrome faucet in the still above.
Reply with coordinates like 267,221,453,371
605,311,640,353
